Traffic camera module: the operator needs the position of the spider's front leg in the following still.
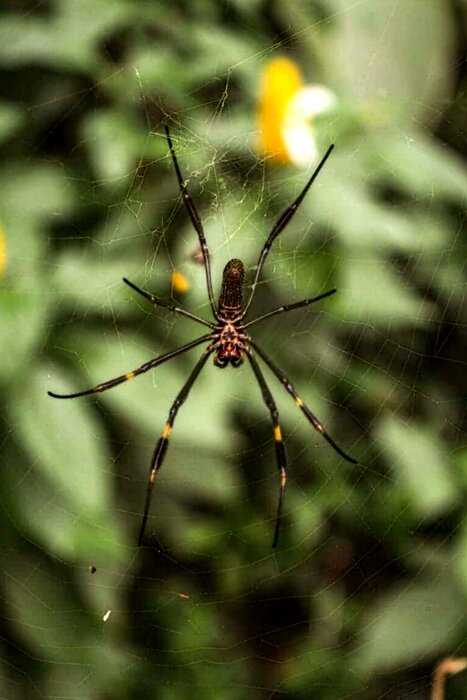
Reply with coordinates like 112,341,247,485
47,334,212,400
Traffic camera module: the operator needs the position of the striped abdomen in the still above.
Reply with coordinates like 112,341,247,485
218,258,244,319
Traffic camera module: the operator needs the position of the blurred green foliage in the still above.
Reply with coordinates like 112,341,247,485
0,1,467,699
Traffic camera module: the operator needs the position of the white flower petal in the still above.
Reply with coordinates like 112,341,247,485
290,85,337,120
282,121,318,168
281,84,337,167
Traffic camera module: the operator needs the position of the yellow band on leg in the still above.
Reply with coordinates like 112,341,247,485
280,467,287,488
161,423,172,439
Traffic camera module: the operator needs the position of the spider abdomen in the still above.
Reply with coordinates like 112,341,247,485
214,259,248,366
218,258,244,319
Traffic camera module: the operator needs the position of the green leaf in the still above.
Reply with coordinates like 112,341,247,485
354,571,465,673
335,255,435,327
3,551,96,663
0,660,19,700
322,0,455,124
3,551,134,689
0,286,47,381
190,25,258,84
0,219,48,381
369,131,467,202
166,447,239,504
375,415,458,518
106,47,195,104
52,249,146,314
0,1,134,72
10,364,111,516
0,164,75,221
82,109,149,183
0,102,25,144
16,470,128,564
311,168,442,253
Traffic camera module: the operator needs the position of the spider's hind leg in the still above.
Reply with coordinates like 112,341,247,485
138,348,212,546
250,340,357,465
246,351,288,548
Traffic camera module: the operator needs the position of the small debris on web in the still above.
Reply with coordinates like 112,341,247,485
102,610,112,623
190,246,204,265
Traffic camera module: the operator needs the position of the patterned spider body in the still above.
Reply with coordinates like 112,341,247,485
212,259,248,368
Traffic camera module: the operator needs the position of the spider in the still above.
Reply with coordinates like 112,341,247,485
48,126,357,548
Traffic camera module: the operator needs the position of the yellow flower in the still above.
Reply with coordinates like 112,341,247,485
0,225,6,276
171,270,189,294
258,57,336,167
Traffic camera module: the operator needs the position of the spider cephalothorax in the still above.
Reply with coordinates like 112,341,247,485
48,126,357,549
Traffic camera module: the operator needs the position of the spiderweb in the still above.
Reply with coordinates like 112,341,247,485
1,2,467,700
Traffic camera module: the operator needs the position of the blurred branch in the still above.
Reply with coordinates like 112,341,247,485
432,657,467,700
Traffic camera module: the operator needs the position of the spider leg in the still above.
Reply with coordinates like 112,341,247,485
243,289,336,329
47,334,212,399
123,277,216,329
250,340,357,464
164,126,218,319
242,144,334,318
138,348,212,545
246,351,287,548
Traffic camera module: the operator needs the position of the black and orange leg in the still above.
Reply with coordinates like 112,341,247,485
247,351,288,548
123,277,215,329
47,334,212,400
242,144,334,317
138,348,212,546
243,289,337,329
164,126,218,319
250,341,357,465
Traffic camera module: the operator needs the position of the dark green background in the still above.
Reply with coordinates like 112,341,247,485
1,1,467,698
